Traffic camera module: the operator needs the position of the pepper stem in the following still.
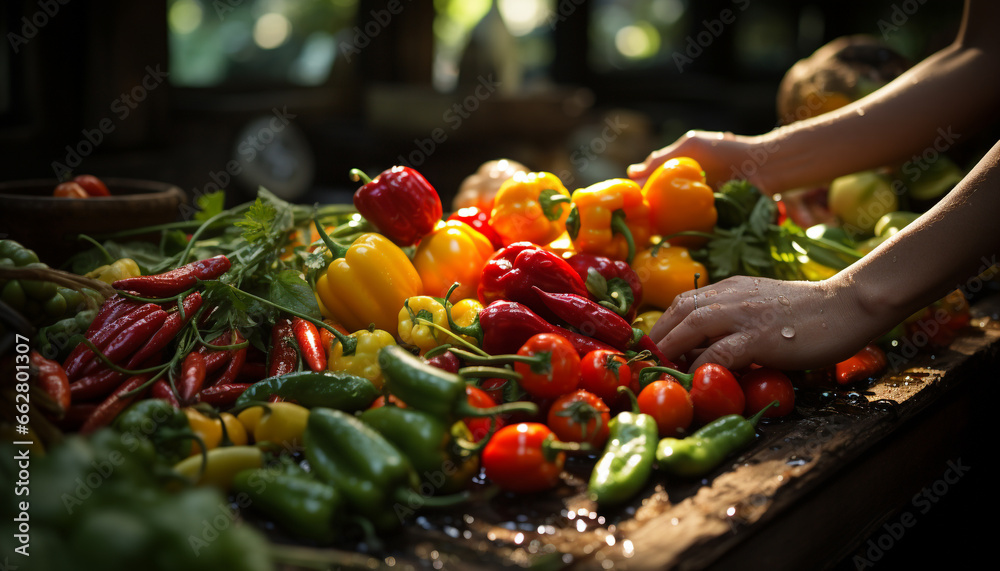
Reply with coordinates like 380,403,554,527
747,400,779,426
393,487,472,510
349,168,373,185
638,366,692,390
453,397,538,420
450,348,548,369
541,433,590,463
610,209,637,265
617,385,640,415
313,219,351,260
443,282,485,348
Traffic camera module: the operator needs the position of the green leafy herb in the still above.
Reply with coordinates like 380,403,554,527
235,198,278,245
194,190,226,222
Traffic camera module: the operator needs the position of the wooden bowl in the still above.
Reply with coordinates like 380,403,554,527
0,178,186,266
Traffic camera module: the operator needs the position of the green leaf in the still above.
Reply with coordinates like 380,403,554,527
268,270,321,320
235,198,278,245
194,190,226,222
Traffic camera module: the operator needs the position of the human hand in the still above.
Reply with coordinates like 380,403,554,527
648,275,879,372
627,130,768,189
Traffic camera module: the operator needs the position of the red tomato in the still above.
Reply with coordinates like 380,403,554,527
546,389,610,448
579,350,630,405
464,385,503,442
478,377,511,404
73,174,111,197
688,363,745,425
739,367,795,418
513,333,581,399
425,350,461,373
53,181,88,198
481,423,566,493
637,379,694,437
627,358,657,396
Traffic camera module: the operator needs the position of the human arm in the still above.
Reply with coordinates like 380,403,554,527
627,0,1000,193
648,138,1000,372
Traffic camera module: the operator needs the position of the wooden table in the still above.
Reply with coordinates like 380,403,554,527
272,294,1000,571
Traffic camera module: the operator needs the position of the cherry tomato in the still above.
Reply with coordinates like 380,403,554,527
739,367,795,418
464,385,503,441
579,350,630,406
627,358,657,395
73,174,111,197
53,181,88,198
688,363,745,425
513,333,581,399
546,389,610,448
637,378,694,437
481,422,566,493
367,394,406,409
478,377,511,404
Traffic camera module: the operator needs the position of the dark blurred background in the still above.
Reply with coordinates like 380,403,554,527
0,0,966,208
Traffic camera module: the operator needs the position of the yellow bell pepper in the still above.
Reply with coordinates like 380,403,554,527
314,232,423,333
183,408,247,455
85,258,141,284
641,157,717,248
632,242,708,311
327,327,396,389
412,220,494,301
566,178,652,264
490,171,572,246
449,297,484,346
632,310,663,336
397,295,449,352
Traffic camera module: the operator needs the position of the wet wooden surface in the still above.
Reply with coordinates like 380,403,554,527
271,296,1000,571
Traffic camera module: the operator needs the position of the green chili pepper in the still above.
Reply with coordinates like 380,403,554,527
233,370,379,411
232,465,343,543
360,405,482,495
655,400,777,477
378,344,538,420
588,387,659,506
304,407,420,531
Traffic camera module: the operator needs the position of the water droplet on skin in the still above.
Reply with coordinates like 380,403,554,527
780,326,796,339
856,107,866,116
777,295,790,306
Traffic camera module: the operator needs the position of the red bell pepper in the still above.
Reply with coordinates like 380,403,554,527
564,253,643,322
478,242,589,323
447,206,503,250
351,165,443,247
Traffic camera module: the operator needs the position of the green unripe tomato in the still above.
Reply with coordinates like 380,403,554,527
828,170,899,238
874,211,920,238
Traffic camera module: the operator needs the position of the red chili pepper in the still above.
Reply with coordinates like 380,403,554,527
64,302,158,379
531,286,635,351
124,292,203,370
30,351,71,413
111,254,232,298
352,165,444,247
178,352,207,405
198,331,233,375
478,242,590,323
447,206,503,250
477,300,617,358
198,383,252,407
79,373,151,434
564,253,643,322
79,308,168,377
69,369,126,401
292,317,326,372
835,344,887,385
82,294,134,337
268,316,298,377
236,361,267,384
151,379,181,408
210,330,246,387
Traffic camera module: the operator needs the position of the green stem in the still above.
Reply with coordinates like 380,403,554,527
638,365,692,391
80,339,170,376
458,365,521,381
610,209,637,265
349,168,373,185
76,234,115,264
449,348,545,368
415,317,487,357
179,203,251,266
313,219,351,260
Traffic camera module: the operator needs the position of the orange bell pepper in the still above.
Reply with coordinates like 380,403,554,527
631,242,708,311
412,220,495,301
566,178,652,264
641,157,717,248
490,171,572,246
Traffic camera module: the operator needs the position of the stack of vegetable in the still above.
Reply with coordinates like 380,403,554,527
3,156,971,561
